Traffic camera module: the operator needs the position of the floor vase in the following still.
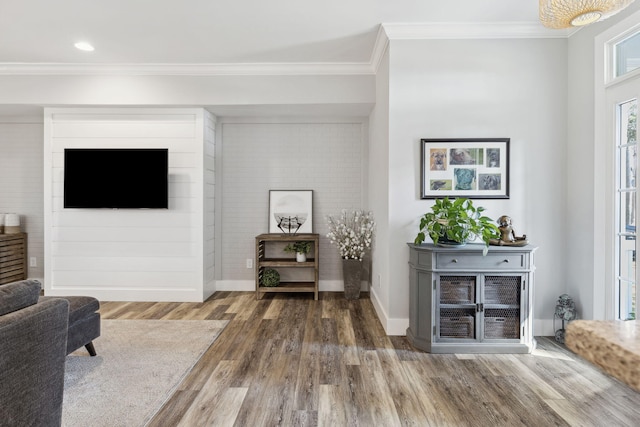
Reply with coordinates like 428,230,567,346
342,259,362,300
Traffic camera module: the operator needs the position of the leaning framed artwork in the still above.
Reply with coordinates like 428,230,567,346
420,138,510,199
269,190,313,234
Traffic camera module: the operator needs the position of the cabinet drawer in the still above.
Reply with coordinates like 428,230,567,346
436,253,526,270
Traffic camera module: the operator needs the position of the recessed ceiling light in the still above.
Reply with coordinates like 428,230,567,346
74,42,95,52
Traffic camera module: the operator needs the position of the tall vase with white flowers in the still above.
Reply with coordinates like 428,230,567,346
326,210,375,299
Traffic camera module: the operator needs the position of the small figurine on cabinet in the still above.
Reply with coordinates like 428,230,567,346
489,215,529,246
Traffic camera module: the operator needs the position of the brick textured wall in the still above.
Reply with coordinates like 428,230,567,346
0,123,44,279
221,122,365,281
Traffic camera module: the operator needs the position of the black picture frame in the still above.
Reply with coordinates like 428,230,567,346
420,138,510,199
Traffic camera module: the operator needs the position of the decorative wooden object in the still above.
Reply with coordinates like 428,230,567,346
407,243,537,353
0,233,28,285
255,233,319,300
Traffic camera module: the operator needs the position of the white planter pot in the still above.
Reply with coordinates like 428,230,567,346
296,252,307,262
4,213,20,234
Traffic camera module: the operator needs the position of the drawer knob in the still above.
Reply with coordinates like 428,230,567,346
502,259,509,263
451,259,458,263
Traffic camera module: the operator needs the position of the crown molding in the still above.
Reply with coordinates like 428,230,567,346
0,62,375,76
369,25,391,75
381,22,575,40
0,22,577,77
367,22,577,73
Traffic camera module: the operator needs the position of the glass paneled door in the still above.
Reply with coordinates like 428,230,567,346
616,97,638,320
602,25,640,320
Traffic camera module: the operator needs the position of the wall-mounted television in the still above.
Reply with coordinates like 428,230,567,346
64,148,169,209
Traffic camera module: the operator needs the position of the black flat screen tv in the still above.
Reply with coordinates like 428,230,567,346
64,148,169,209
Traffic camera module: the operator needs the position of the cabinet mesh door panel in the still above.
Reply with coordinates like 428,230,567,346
439,308,475,339
439,276,476,304
484,308,520,339
484,276,521,305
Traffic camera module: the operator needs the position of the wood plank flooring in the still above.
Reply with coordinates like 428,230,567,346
99,292,640,426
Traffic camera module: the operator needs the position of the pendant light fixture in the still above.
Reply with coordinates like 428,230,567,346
539,0,636,29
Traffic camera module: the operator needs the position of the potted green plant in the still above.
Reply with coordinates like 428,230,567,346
283,241,312,262
261,268,280,287
414,197,499,252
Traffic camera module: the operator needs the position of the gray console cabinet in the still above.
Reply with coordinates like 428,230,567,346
407,243,537,354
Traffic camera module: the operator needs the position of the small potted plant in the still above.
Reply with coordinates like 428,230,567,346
283,241,312,262
261,268,280,287
414,197,499,253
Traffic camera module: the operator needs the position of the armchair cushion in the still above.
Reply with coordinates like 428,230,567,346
0,297,69,426
66,296,100,325
39,294,100,355
0,279,41,316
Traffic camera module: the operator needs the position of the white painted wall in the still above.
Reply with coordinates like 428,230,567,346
566,2,640,321
374,38,568,335
216,119,368,292
3,6,639,331
0,121,45,279
368,46,392,329
566,26,598,321
0,75,374,108
43,107,214,302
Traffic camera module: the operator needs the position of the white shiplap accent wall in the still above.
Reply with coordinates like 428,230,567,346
44,108,212,302
218,121,366,292
0,122,45,280
203,110,216,296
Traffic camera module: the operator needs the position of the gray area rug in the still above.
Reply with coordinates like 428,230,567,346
62,319,228,427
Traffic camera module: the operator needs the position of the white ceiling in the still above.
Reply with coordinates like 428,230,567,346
1,1,540,65
0,1,546,119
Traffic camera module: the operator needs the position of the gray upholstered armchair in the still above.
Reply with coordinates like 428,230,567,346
0,280,69,426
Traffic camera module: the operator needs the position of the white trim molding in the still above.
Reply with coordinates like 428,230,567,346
214,280,369,293
0,22,576,78
0,62,374,77
369,287,409,336
381,22,575,40
369,22,575,74
370,25,391,75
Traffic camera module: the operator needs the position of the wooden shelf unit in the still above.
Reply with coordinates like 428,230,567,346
255,233,319,300
0,233,28,285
